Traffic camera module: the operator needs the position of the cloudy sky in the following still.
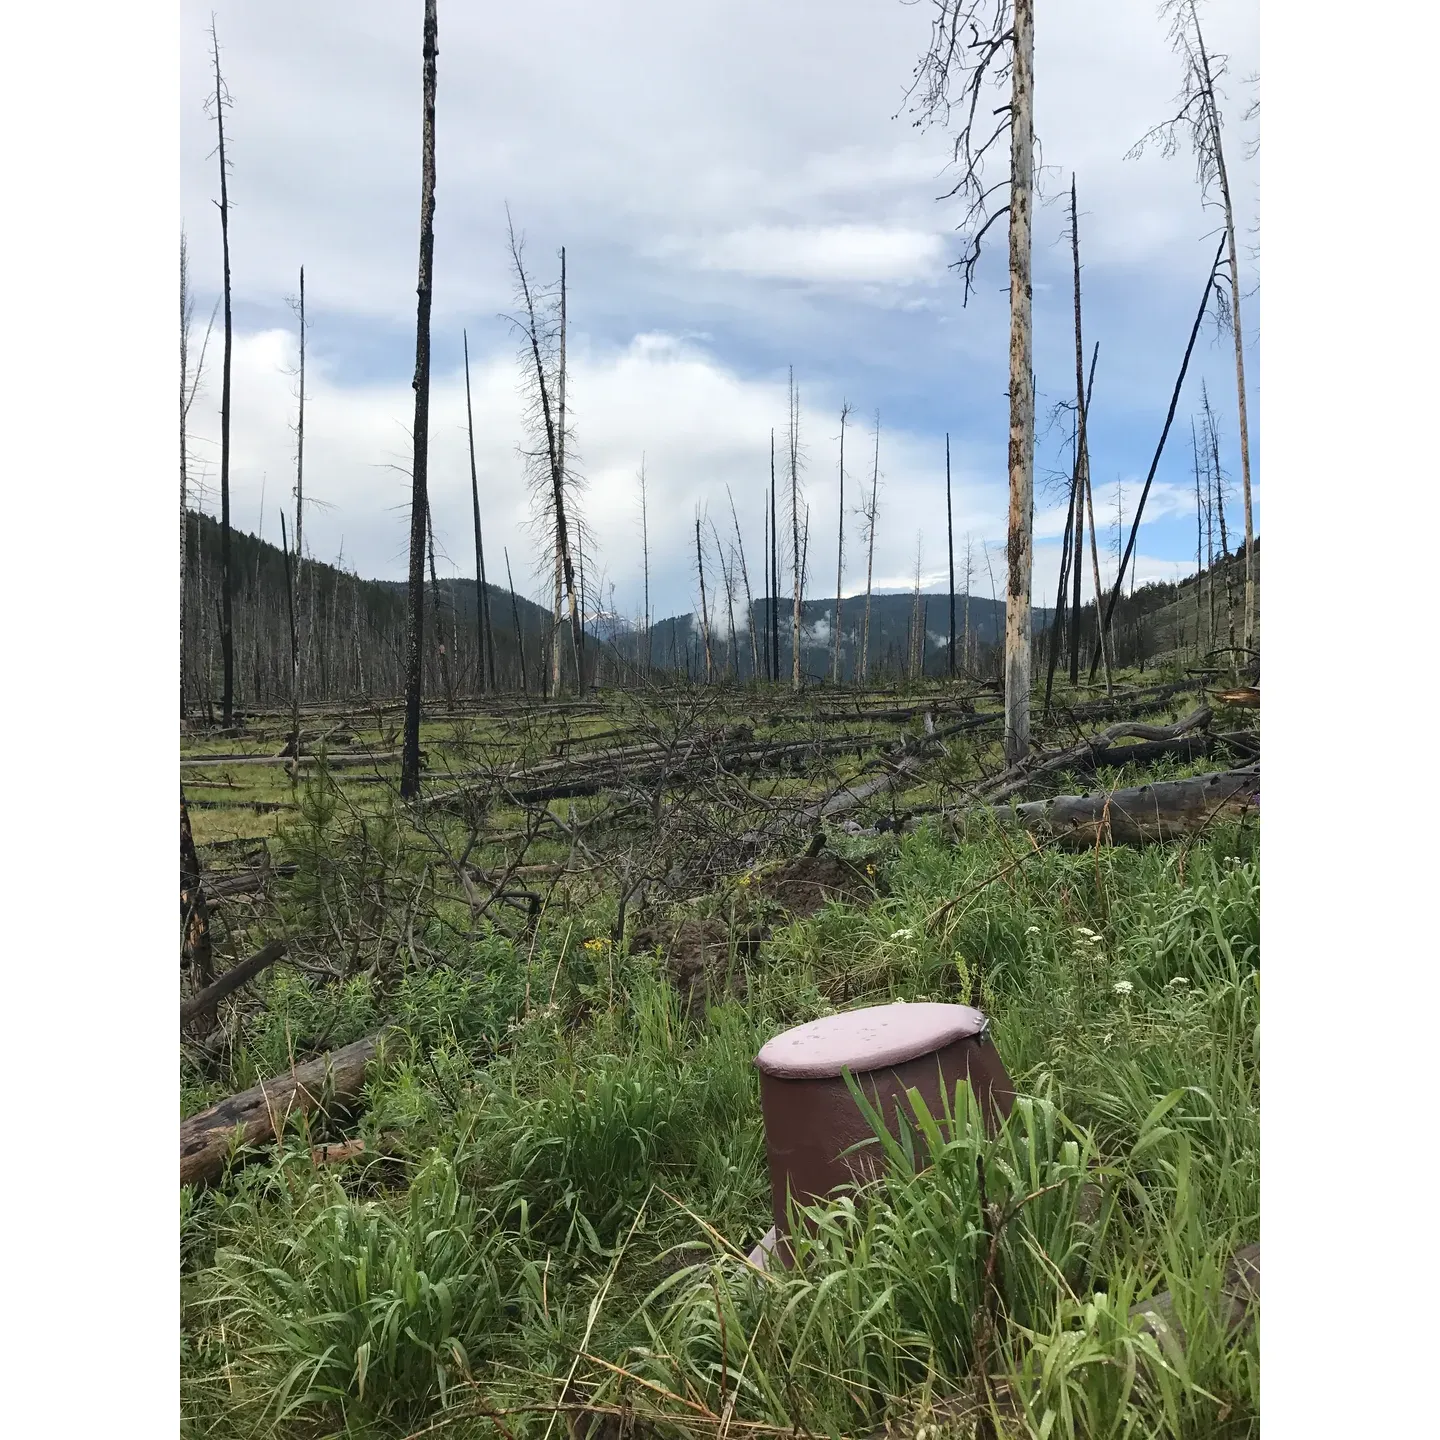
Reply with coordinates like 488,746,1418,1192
180,0,1258,624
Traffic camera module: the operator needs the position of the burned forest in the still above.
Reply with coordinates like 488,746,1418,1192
180,4,1260,1438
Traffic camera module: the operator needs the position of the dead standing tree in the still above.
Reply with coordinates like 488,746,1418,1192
769,430,780,682
463,330,497,692
506,215,584,696
786,369,804,691
206,22,237,727
1065,177,1113,691
726,484,760,678
426,507,454,709
1131,0,1256,658
284,266,309,729
1089,234,1225,680
694,511,714,683
832,402,851,685
860,411,880,685
179,232,216,717
400,0,438,801
946,432,956,678
904,0,1037,762
1201,380,1238,669
638,456,651,670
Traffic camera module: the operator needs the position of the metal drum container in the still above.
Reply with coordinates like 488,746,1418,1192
749,1001,1014,1267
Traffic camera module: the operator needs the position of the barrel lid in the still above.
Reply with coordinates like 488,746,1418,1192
755,1002,989,1080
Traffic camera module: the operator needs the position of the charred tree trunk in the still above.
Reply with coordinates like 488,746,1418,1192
463,331,495,693
862,413,880,686
294,267,306,591
728,484,759,679
426,505,454,709
770,429,780,682
991,767,1258,847
946,432,956,679
761,487,770,681
181,940,287,1031
1189,15,1256,658
180,791,213,989
504,547,527,695
789,371,803,692
695,513,714,683
209,24,236,727
832,403,849,685
1043,418,1078,714
1091,235,1224,679
640,456,651,671
400,0,438,799
180,1031,395,1187
1067,178,1092,688
280,513,300,765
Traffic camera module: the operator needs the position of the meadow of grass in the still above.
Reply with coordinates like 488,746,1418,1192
180,691,1258,1439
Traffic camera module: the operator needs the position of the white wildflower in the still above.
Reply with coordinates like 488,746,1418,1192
1025,925,1041,935
1167,976,1190,988
889,928,915,941
1112,980,1134,997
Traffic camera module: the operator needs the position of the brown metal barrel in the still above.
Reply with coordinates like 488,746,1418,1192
752,1002,1014,1260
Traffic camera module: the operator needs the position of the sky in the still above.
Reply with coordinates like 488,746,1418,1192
180,0,1258,626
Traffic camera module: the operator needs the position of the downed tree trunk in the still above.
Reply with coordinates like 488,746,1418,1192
1130,1243,1259,1349
1212,686,1259,709
186,797,296,812
202,862,298,900
180,939,287,1029
180,1029,396,1188
980,705,1214,806
991,767,1258,847
181,750,401,769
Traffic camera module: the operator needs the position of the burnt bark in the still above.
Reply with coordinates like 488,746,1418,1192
401,0,439,799
180,791,213,988
209,24,236,726
180,1030,395,1187
990,768,1257,846
181,939,287,1030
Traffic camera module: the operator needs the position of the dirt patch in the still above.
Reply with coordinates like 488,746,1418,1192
755,851,878,918
639,916,763,1014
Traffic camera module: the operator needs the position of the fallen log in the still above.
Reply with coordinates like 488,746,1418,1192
180,1029,397,1187
186,798,296,812
199,863,298,900
803,754,930,826
980,705,1214,806
1212,686,1260,709
181,750,401,769
1054,682,1198,726
990,767,1258,847
1130,1243,1259,1349
180,939,287,1029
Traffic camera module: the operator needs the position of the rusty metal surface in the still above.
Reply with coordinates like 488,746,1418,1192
756,1003,1015,1248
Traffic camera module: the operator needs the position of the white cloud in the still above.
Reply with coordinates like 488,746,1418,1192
187,325,1017,619
672,225,946,286
180,0,1260,611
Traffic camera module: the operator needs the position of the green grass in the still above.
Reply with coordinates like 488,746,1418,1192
181,737,1257,1440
